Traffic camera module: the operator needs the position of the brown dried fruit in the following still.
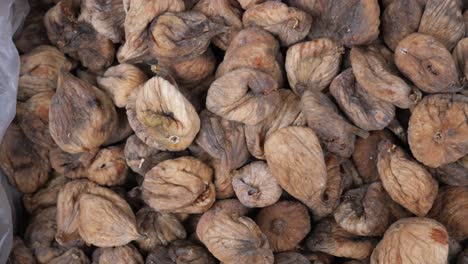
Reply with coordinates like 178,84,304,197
243,1,312,46
127,76,200,151
135,207,187,252
14,9,50,54
236,0,266,9
79,0,125,43
206,68,280,125
430,155,468,186
97,64,148,108
256,201,311,252
418,0,464,50
334,182,390,236
145,240,216,264
92,244,144,264
117,0,185,63
142,156,215,213
274,252,311,264
23,175,69,214
9,237,36,264
370,217,449,264
232,161,282,208
428,186,468,241
169,50,216,87
49,248,90,264
330,69,395,131
452,37,468,80
408,94,468,168
350,45,421,109
307,0,380,46
0,122,49,194
285,38,343,95
49,70,118,154
306,218,376,260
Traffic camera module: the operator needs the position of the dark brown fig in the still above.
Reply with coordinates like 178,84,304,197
14,8,50,54
9,237,36,264
23,175,69,214
92,244,144,264
48,248,90,264
145,240,216,264
79,0,125,43
430,155,468,186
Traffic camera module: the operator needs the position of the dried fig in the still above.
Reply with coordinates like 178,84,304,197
9,237,36,264
92,244,144,264
256,201,311,252
209,198,252,217
146,240,216,264
274,252,311,264
14,9,50,54
452,37,468,80
23,175,69,214
136,207,187,252
236,0,266,9
97,64,148,108
126,76,200,151
330,69,395,131
79,0,125,43
370,217,449,264
408,94,468,168
49,248,90,264
430,155,468,186
243,1,312,46
142,156,215,213
285,38,343,95
169,50,216,87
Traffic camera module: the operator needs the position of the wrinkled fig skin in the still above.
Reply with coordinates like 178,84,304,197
79,0,125,43
49,70,118,154
206,68,281,125
127,76,200,151
395,33,462,93
9,237,36,264
370,217,449,264
23,176,69,214
306,218,375,260
193,0,243,50
408,94,468,168
430,155,468,186
419,0,464,50
18,45,73,101
14,9,50,54
301,90,361,158
256,201,311,252
237,0,266,9
148,11,226,65
453,37,468,80
142,157,215,214
286,0,320,16
428,186,468,241
307,0,380,46
350,45,420,109
145,240,216,264
117,0,185,63
334,182,390,236
136,207,187,252
48,248,90,264
0,122,49,194
285,38,343,95
382,0,423,51
97,64,148,108
242,1,312,46
197,209,274,264
169,50,216,87
232,161,282,208
264,127,328,214
330,69,395,131
92,244,144,264
274,252,311,264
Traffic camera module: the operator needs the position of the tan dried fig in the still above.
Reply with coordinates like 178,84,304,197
430,155,468,186
206,68,280,125
408,94,468,168
453,37,468,80
377,140,438,216
9,237,36,264
370,217,449,264
92,244,144,264
49,70,118,154
428,186,468,241
97,64,148,108
146,240,216,264
350,45,421,109
23,175,69,214
330,69,395,131
14,9,50,54
0,122,49,194
334,182,390,236
169,50,216,87
117,0,185,63
232,161,282,208
79,0,125,43
285,38,343,95
256,201,311,252
236,0,266,9
126,76,200,151
274,252,311,264
135,207,186,252
48,248,90,264
419,0,464,50
243,1,312,46
142,156,215,213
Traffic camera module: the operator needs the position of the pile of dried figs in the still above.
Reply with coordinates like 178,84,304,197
4,0,468,263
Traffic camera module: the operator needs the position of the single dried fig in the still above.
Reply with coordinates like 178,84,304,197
97,64,148,108
408,94,468,168
146,240,216,264
9,237,36,264
452,37,468,80
370,217,449,264
330,69,395,131
428,186,468,241
142,156,215,213
243,1,312,46
256,201,311,252
274,252,311,264
285,38,343,95
430,155,468,186
117,0,185,63
92,244,144,264
48,248,90,264
334,182,390,236
418,0,464,50
136,207,187,252
307,0,380,46
79,0,125,43
127,76,200,151
169,50,216,87
23,175,69,214
14,9,50,54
